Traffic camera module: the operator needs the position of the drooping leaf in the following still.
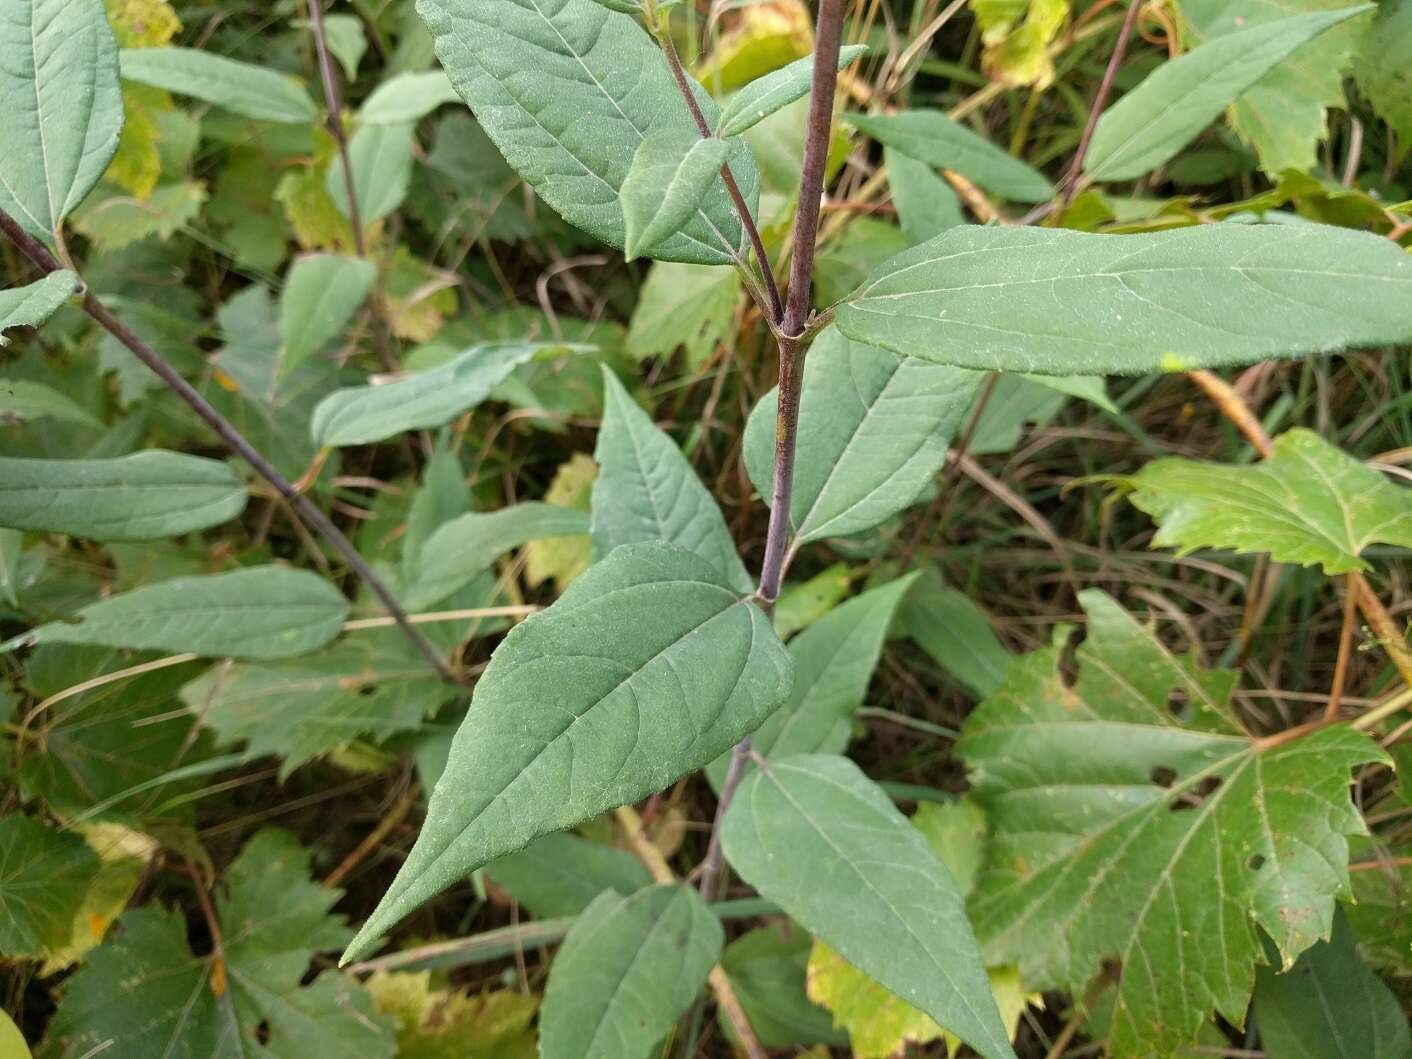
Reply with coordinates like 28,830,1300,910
0,0,124,242
404,503,591,609
956,590,1387,1057
591,368,753,591
625,260,741,366
181,632,453,775
0,378,101,429
1084,6,1369,181
0,273,80,346
621,131,738,261
886,149,964,246
280,254,378,375
326,122,416,228
1125,428,1412,574
0,815,99,959
0,452,247,540
1253,909,1410,1059
837,222,1412,375
744,328,981,543
845,110,1053,202
970,0,1069,87
898,568,1012,698
717,45,869,137
721,754,1017,1059
342,542,791,962
366,973,539,1059
118,47,318,123
417,0,760,265
4,566,350,660
1354,0,1412,144
486,831,652,918
45,830,396,1059
360,70,461,124
312,342,579,447
719,924,845,1048
540,885,723,1059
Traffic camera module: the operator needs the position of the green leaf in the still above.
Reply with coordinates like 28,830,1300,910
956,590,1387,1057
417,0,760,265
0,452,247,540
486,831,653,918
45,829,396,1059
592,368,753,591
0,815,98,958
622,131,737,261
312,342,576,447
837,223,1412,375
0,529,20,607
319,13,367,80
118,47,318,123
4,566,349,660
0,378,101,428
1084,6,1370,181
845,109,1053,202
360,70,462,124
342,541,791,963
722,754,1017,1059
280,254,378,375
720,925,845,1048
1125,428,1412,574
898,568,1012,698
1355,0,1412,144
625,260,741,365
886,149,964,246
744,327,981,543
717,45,868,137
1253,909,1411,1059
773,563,854,639
326,122,416,228
181,633,453,775
0,0,123,242
69,180,207,253
404,502,591,609
540,885,723,1059
0,273,80,346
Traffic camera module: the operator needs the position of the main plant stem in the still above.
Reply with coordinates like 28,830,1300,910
0,208,459,686
698,0,846,904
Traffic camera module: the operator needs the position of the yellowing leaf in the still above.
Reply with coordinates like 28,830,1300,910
970,0,1070,88
382,248,457,342
696,0,813,92
366,972,538,1058
70,180,207,253
40,824,157,974
106,85,169,199
275,131,359,253
524,453,596,593
103,0,180,47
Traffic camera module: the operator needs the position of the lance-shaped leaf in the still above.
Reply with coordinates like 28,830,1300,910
540,885,723,1059
0,816,99,958
1085,6,1369,181
717,45,869,137
0,453,247,540
342,541,791,963
956,590,1386,1058
404,502,591,609
844,110,1053,202
722,754,1017,1059
837,222,1412,376
312,342,580,447
591,368,752,591
0,379,100,428
280,254,378,375
417,0,760,266
118,47,317,123
486,831,652,918
45,830,395,1059
622,131,738,261
1124,428,1412,574
744,327,982,543
326,122,415,228
0,0,123,243
3,566,349,660
1,273,80,345
360,70,461,124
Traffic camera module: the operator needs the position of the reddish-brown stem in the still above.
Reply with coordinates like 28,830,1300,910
307,0,365,256
1058,0,1144,208
0,208,460,686
1325,574,1359,721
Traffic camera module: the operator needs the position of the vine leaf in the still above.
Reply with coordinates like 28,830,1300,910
417,0,760,266
837,223,1412,376
721,754,1018,1059
1124,428,1412,574
0,816,98,959
44,830,396,1059
118,46,318,123
0,0,124,243
539,885,722,1059
2,566,349,660
592,368,753,591
342,542,791,963
717,45,869,137
0,273,80,345
956,590,1386,1058
1085,6,1369,181
0,452,248,540
744,327,981,543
